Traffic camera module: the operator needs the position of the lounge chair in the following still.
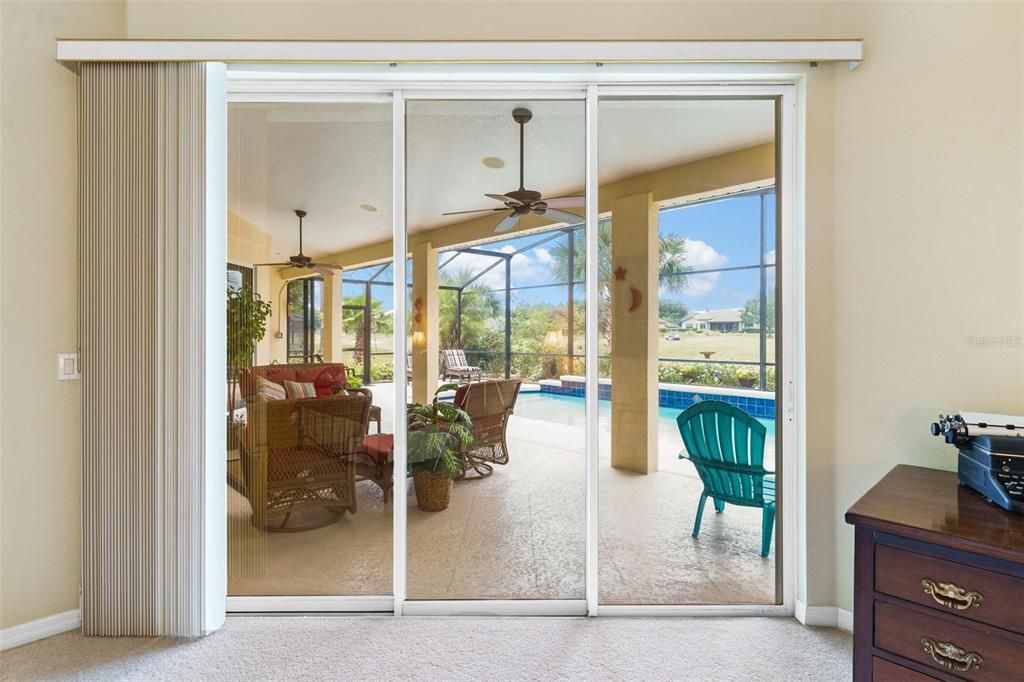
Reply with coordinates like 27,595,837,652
453,378,521,479
676,400,776,557
441,349,483,383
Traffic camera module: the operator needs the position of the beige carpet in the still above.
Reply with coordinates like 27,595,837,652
0,617,851,681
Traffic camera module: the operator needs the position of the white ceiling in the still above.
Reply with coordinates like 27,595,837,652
228,99,773,259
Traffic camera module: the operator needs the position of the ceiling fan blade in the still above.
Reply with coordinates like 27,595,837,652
442,207,507,216
494,212,521,233
253,262,294,267
537,208,585,225
311,265,343,276
542,196,585,208
485,193,524,206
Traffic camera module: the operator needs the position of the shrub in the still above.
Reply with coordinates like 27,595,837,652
370,360,394,382
658,362,776,391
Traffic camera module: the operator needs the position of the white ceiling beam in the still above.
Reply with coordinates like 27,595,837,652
56,40,862,67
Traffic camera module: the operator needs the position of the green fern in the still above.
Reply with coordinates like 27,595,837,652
407,385,475,480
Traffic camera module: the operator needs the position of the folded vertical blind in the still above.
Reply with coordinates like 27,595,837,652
79,62,210,636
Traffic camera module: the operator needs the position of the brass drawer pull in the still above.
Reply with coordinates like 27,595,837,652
921,637,984,673
921,578,983,610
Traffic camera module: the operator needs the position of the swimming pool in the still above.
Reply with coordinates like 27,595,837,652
514,390,776,439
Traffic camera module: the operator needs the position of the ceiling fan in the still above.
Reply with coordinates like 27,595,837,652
443,107,584,233
254,209,343,276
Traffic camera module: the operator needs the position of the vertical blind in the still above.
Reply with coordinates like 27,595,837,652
79,62,211,637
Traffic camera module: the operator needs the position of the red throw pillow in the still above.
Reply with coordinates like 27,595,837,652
454,384,470,406
296,367,325,385
299,366,343,397
328,365,348,387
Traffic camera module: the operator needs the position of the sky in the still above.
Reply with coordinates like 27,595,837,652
339,190,775,313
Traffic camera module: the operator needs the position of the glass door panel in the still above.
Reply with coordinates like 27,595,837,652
404,98,586,600
597,97,781,605
226,100,393,597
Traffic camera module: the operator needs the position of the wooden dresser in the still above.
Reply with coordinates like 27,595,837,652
846,465,1024,681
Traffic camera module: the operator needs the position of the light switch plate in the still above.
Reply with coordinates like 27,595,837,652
58,352,81,381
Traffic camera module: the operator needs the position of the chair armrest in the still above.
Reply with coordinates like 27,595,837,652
677,456,771,477
347,386,373,401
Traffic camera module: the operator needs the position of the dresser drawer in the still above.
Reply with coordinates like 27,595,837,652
875,544,1024,634
872,657,938,681
875,601,1022,681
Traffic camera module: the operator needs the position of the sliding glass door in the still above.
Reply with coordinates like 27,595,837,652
597,96,782,605
223,82,793,614
286,277,323,363
403,98,588,603
226,100,394,600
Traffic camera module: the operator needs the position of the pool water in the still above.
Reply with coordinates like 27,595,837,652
514,391,776,440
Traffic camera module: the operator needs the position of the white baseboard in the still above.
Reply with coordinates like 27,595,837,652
0,609,81,651
837,608,854,633
795,600,853,633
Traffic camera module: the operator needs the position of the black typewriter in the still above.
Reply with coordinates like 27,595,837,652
931,411,1024,515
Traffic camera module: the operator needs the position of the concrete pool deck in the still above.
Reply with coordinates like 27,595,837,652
227,381,777,604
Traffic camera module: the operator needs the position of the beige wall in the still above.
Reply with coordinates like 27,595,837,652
2,1,1022,630
227,210,289,363
0,1,126,630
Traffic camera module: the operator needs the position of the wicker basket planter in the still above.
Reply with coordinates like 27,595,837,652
413,469,453,512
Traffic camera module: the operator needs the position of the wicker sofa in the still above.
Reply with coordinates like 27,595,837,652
239,362,356,400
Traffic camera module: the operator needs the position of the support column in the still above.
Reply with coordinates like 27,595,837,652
411,240,439,403
610,191,659,474
321,272,343,363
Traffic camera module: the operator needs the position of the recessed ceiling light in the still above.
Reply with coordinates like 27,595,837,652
482,156,505,169
360,204,378,212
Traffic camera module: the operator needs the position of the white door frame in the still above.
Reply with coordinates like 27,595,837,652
222,74,801,619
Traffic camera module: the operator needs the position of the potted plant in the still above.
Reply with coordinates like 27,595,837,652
736,365,759,388
226,284,273,439
407,384,474,512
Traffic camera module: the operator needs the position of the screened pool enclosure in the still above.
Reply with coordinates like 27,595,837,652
290,186,776,391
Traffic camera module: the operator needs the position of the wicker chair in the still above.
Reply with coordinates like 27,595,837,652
453,378,522,479
239,393,370,532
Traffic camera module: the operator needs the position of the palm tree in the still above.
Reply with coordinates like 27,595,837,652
438,268,502,354
657,234,690,295
343,295,394,362
548,222,692,338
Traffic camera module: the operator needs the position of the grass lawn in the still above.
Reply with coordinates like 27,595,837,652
659,332,774,363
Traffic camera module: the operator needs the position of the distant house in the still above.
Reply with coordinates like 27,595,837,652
681,308,750,332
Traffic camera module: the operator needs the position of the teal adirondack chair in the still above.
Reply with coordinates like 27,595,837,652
676,400,775,557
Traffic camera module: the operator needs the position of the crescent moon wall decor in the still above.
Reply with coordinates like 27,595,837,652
628,287,642,312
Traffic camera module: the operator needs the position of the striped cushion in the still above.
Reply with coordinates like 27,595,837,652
283,380,317,399
256,376,286,401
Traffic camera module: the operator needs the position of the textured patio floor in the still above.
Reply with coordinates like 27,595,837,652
228,383,775,604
